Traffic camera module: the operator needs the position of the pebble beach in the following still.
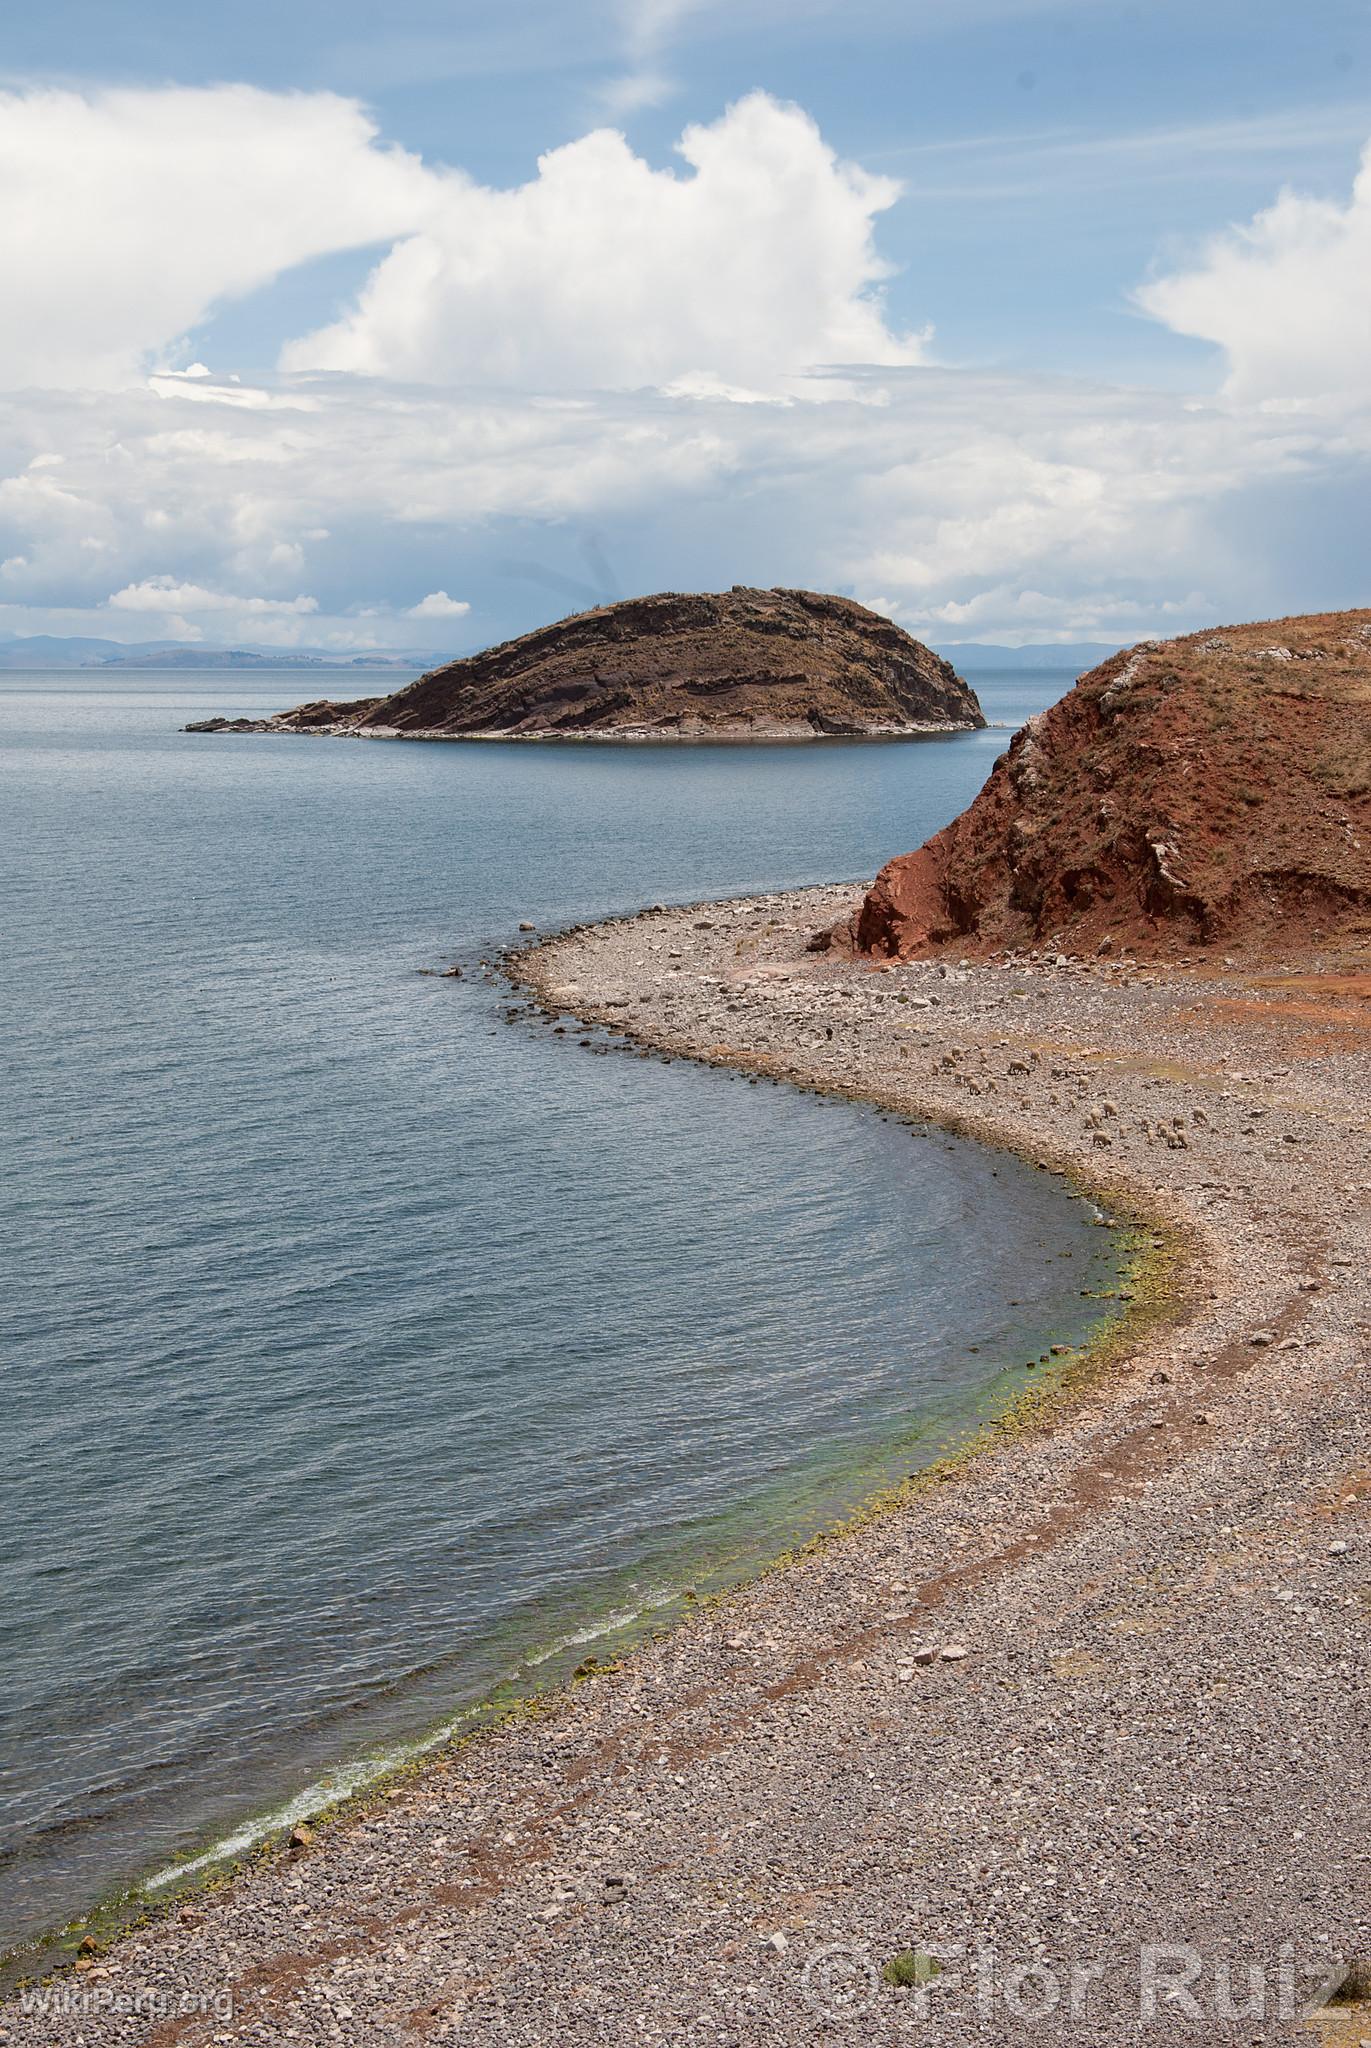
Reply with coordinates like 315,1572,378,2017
9,883,1370,2047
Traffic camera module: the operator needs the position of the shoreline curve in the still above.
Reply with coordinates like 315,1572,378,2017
7,881,1368,2044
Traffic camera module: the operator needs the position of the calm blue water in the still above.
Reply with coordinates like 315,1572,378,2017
0,666,1113,1955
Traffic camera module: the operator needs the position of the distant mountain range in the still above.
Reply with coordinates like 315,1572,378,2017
0,636,435,671
92,647,421,671
0,631,1127,674
936,641,1124,672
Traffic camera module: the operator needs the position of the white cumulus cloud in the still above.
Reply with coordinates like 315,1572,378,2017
282,94,923,395
1138,140,1371,408
107,578,319,615
0,85,436,389
0,84,921,403
0,361,1354,650
0,82,1367,650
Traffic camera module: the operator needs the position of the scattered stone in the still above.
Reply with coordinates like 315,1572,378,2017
62,852,1371,2045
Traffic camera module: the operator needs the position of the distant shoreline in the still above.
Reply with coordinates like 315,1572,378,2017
182,715,984,742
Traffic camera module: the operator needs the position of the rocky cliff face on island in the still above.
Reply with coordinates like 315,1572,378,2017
835,610,1371,963
186,588,983,742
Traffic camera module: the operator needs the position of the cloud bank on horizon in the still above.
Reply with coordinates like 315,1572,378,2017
0,66,1368,654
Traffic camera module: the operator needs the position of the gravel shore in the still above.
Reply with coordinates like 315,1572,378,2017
9,885,1370,2046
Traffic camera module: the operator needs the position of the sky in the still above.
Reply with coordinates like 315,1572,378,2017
1,0,1369,653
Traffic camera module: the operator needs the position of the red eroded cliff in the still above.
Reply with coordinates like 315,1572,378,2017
842,610,1371,962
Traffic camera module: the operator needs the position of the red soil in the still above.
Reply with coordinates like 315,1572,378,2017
840,610,1371,965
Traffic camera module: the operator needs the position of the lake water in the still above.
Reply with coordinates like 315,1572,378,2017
0,665,1122,1957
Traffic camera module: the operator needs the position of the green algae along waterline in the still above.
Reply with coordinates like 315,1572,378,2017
1,665,1122,1963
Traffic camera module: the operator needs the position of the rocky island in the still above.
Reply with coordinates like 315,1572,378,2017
184,587,984,742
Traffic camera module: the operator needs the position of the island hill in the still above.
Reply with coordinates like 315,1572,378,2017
819,607,1371,965
185,587,985,743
